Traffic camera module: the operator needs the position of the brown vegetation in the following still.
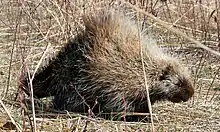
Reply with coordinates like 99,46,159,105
0,0,219,131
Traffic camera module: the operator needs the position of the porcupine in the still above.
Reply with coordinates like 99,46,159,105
20,9,194,121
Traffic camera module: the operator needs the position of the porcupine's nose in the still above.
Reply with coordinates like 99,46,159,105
181,93,190,102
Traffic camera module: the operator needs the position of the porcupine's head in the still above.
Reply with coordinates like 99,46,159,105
145,51,195,104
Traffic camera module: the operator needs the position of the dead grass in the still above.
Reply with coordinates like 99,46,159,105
0,0,219,131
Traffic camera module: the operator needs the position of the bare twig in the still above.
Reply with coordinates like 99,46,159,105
136,6,155,132
3,2,22,99
26,43,51,132
120,0,220,57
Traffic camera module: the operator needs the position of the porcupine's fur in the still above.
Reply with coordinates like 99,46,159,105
20,9,194,121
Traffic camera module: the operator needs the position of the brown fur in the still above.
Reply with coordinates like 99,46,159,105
20,9,194,121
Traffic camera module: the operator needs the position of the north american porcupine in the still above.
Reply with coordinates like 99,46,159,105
20,9,194,121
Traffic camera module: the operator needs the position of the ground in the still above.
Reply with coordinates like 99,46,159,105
0,0,219,131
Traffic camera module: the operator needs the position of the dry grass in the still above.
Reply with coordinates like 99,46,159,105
0,0,219,131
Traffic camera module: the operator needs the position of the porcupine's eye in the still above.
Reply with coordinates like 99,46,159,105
159,74,166,81
159,72,170,81
163,80,172,87
159,66,172,81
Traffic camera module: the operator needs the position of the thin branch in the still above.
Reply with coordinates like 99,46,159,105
136,6,155,132
120,0,220,57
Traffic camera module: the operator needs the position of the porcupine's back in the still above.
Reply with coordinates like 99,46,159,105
19,26,91,98
20,9,194,118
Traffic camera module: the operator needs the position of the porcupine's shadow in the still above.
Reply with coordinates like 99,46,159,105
23,97,151,122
